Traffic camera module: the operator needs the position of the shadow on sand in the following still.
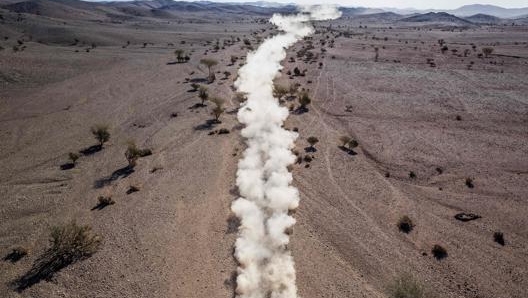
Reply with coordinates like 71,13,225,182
80,144,102,156
194,119,220,131
12,248,91,291
94,165,134,188
59,163,75,170
338,146,357,155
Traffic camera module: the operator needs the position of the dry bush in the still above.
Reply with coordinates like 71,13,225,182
198,86,209,105
298,92,311,109
200,58,218,78
397,216,414,233
431,244,447,260
494,231,505,246
174,49,185,62
97,196,115,206
482,47,494,57
91,124,110,147
387,274,428,298
125,142,141,167
4,246,28,262
14,221,101,290
307,136,319,148
125,141,151,167
273,84,288,100
210,97,226,122
348,139,359,149
50,222,101,259
68,152,80,165
339,135,352,147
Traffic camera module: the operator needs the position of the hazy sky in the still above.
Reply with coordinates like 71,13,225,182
85,0,528,10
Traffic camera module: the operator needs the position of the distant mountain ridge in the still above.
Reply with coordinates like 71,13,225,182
399,12,474,25
75,1,528,18
2,0,528,21
377,4,528,19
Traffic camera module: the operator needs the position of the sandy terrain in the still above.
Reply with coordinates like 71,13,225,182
1,2,527,298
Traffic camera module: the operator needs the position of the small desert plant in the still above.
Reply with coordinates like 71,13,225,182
198,86,208,105
209,97,226,122
307,136,319,149
4,246,28,262
493,231,505,246
68,152,80,165
482,47,494,57
273,84,288,100
91,125,110,147
174,49,185,62
125,141,142,167
409,171,416,179
348,139,359,149
339,135,352,147
123,145,149,162
190,83,199,92
223,71,231,79
200,58,218,78
298,92,311,110
431,244,447,260
465,178,474,188
50,221,101,263
293,67,301,76
397,216,414,233
386,274,427,298
288,83,299,97
97,195,114,206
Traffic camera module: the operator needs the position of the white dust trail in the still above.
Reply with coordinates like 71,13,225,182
231,5,342,298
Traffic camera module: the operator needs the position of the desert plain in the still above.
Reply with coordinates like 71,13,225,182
0,1,527,298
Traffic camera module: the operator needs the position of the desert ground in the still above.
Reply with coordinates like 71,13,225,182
1,1,527,298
